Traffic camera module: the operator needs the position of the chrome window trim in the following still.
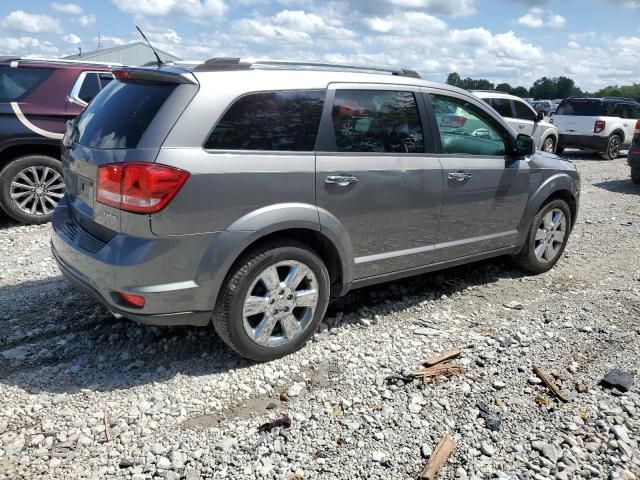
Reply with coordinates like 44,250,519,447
68,71,114,107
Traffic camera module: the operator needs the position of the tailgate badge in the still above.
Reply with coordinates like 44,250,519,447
103,211,118,221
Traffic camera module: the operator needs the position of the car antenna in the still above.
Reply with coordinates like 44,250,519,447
136,26,163,66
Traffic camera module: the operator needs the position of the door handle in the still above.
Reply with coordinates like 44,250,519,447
448,171,472,182
325,175,359,187
518,124,526,129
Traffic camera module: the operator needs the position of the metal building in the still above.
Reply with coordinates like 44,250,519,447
63,42,181,66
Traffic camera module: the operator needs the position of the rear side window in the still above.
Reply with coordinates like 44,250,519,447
331,90,424,153
78,73,100,103
489,98,513,118
74,81,176,149
556,99,603,116
0,66,52,102
205,90,325,151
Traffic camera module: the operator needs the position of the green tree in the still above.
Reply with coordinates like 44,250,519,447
495,83,514,94
512,86,529,98
446,72,462,87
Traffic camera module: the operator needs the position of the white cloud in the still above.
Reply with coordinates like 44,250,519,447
517,8,566,28
387,0,476,16
96,35,127,47
600,0,640,7
78,14,96,27
52,3,84,15
0,36,59,55
111,0,227,19
63,33,82,45
362,11,448,35
0,10,63,34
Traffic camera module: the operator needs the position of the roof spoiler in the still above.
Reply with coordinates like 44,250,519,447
113,68,197,85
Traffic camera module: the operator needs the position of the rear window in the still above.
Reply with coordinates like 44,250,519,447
0,66,52,102
73,81,175,149
556,99,604,116
205,90,325,151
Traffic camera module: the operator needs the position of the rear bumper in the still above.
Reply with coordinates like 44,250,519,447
51,197,215,326
558,134,608,151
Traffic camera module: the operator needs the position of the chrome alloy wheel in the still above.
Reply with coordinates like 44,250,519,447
10,166,65,216
242,260,319,348
608,135,621,159
542,138,555,153
534,208,567,263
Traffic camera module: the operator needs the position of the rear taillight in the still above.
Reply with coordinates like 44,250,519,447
594,120,606,134
634,120,640,144
97,162,189,214
635,119,640,134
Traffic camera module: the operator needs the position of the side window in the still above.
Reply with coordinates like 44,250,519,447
489,98,513,118
78,73,100,103
513,100,537,122
632,105,640,119
430,94,507,156
331,90,424,153
98,73,114,89
205,90,325,151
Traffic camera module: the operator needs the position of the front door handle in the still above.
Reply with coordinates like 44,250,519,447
448,171,472,182
518,124,526,129
325,175,359,187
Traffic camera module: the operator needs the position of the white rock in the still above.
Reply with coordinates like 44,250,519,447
287,382,305,397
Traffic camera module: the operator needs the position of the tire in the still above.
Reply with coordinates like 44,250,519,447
555,145,565,155
513,199,572,274
632,162,640,184
600,134,622,160
213,240,330,362
542,137,556,153
0,155,64,224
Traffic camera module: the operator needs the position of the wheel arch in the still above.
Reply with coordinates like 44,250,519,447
0,140,61,171
610,129,625,143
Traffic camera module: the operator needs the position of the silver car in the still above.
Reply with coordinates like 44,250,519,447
52,60,580,361
473,91,559,153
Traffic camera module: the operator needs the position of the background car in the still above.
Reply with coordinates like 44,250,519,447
0,57,115,224
552,97,640,159
532,100,553,117
473,91,559,153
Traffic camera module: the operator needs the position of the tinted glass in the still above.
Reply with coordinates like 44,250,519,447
332,90,423,153
74,81,175,149
431,94,507,156
205,90,325,151
513,100,536,121
490,98,513,117
78,73,100,103
556,99,604,116
0,66,52,102
98,73,114,89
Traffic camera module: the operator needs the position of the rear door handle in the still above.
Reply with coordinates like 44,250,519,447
448,171,472,182
325,175,359,186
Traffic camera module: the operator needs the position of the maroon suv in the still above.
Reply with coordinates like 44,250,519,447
0,57,115,224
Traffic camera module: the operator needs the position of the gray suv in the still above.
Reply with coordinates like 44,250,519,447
52,59,580,361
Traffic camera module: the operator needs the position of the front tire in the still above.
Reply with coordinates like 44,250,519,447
600,134,622,160
632,162,640,184
513,199,572,274
0,155,65,224
542,137,556,153
213,240,330,362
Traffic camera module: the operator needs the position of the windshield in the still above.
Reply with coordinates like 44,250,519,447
73,80,176,149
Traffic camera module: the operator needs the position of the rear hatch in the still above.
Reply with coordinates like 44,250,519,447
553,99,604,136
63,67,198,237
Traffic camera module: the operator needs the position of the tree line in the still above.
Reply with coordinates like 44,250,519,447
445,72,640,101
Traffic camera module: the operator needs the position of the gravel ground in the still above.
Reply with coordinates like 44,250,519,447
0,153,639,480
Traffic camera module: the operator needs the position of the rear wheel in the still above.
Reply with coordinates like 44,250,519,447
542,137,556,153
600,134,622,160
0,155,65,224
213,240,330,362
632,162,640,184
513,199,572,274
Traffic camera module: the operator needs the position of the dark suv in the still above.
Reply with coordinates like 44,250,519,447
53,59,580,361
0,57,114,224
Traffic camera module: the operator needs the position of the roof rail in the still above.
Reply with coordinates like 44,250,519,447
191,57,421,78
0,56,122,67
252,60,421,78
603,96,638,103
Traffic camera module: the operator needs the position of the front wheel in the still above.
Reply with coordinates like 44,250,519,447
600,134,622,160
542,137,556,153
213,240,330,362
513,199,572,274
0,155,65,224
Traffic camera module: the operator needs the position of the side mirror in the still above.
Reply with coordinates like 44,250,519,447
537,111,545,122
515,134,535,157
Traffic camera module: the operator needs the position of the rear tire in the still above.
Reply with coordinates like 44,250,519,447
213,240,330,362
0,155,64,225
632,162,640,184
542,137,556,153
600,134,622,160
513,199,572,274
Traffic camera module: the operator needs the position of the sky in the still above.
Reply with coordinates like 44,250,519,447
0,0,639,91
